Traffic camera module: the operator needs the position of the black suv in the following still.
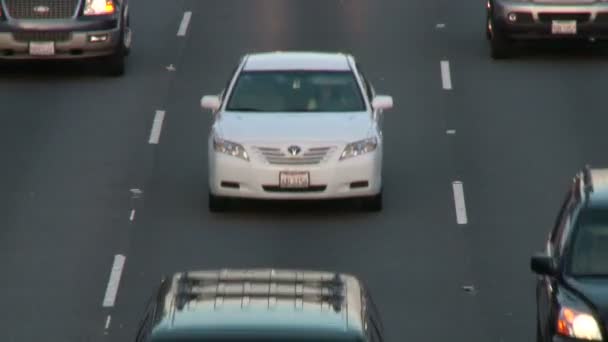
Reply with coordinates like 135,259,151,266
135,268,384,342
0,0,131,75
531,166,608,342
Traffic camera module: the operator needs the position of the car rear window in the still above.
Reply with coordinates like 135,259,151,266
225,71,366,112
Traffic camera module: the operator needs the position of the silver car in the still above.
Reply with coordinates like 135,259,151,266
486,0,608,58
0,0,131,75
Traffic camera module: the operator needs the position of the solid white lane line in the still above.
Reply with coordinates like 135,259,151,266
129,209,135,222
452,181,468,224
102,254,126,307
104,315,112,330
440,60,452,90
148,110,165,144
177,11,192,36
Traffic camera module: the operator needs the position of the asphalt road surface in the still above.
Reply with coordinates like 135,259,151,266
2,0,608,341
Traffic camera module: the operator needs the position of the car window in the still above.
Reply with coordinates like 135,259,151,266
369,317,382,342
550,190,574,255
225,71,366,112
557,209,575,256
355,63,374,101
568,209,608,276
138,279,170,342
221,65,240,101
136,308,153,342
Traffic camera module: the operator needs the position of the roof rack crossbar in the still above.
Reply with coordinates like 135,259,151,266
176,272,343,288
176,278,343,286
174,272,344,312
178,292,345,312
185,285,342,296
182,292,344,301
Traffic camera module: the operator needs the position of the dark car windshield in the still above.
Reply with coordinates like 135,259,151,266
225,71,366,112
569,209,608,276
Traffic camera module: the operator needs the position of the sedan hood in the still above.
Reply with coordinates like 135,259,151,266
567,278,608,323
214,112,374,144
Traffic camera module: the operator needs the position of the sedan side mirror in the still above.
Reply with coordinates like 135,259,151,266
530,253,557,276
371,95,393,111
201,95,221,111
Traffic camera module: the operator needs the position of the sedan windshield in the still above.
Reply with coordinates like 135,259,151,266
569,209,608,276
225,71,366,112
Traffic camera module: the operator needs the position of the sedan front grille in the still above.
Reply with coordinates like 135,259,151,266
4,0,79,19
254,146,335,165
13,31,72,42
538,12,590,23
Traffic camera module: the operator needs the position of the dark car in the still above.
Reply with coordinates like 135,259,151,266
531,166,608,342
0,0,131,75
486,0,608,59
135,268,384,342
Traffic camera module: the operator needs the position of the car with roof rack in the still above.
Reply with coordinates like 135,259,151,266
134,268,384,342
486,0,608,59
201,51,393,212
0,0,131,75
531,165,608,342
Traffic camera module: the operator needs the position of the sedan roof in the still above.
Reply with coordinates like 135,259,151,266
242,51,352,71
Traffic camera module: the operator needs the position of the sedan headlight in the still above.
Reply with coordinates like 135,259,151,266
84,0,115,16
213,136,249,161
340,137,377,160
557,307,603,341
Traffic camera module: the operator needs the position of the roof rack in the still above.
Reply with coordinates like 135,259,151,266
174,271,345,312
583,164,594,194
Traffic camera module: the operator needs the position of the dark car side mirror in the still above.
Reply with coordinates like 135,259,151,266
530,253,557,276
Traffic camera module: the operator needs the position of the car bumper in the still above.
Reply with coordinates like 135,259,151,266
208,149,382,200
552,335,596,341
493,1,608,39
0,16,121,59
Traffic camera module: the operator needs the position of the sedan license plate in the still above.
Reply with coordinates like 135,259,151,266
551,20,577,35
29,41,55,56
279,172,310,188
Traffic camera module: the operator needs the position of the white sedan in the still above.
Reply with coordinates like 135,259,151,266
201,51,393,212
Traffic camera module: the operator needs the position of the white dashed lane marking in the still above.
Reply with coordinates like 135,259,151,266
177,11,192,37
440,60,452,90
129,209,135,222
104,315,112,330
102,254,126,308
148,110,166,144
452,181,468,225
